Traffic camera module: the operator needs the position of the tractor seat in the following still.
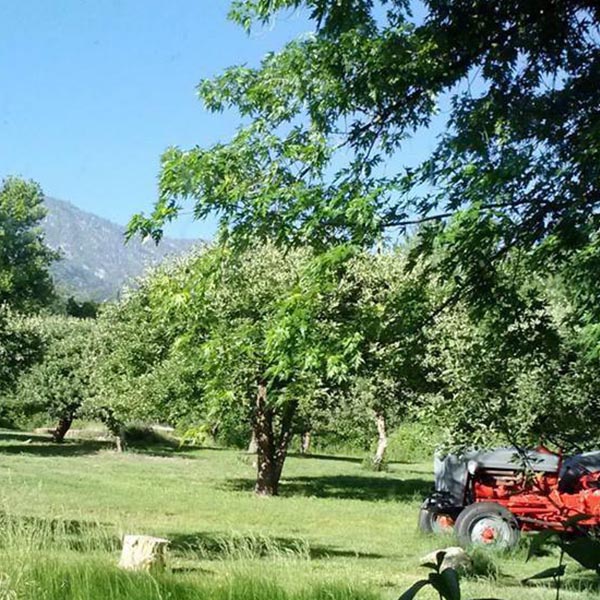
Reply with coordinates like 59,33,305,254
559,451,600,493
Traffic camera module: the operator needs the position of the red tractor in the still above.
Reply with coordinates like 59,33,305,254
418,448,600,548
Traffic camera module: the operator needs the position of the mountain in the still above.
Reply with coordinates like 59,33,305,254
42,197,198,301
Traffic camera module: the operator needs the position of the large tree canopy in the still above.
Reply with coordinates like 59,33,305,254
8,316,98,442
130,1,599,302
125,1,600,453
0,177,57,311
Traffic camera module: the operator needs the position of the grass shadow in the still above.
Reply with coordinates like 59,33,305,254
127,444,233,460
0,430,54,442
0,430,235,460
0,432,112,457
287,453,364,464
223,474,431,502
0,511,119,551
516,570,600,594
167,531,386,560
562,571,600,593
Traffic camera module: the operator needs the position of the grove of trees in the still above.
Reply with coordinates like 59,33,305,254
1,1,599,496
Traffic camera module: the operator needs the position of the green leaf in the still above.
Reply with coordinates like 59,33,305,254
397,580,429,600
563,514,592,527
522,565,566,583
562,536,600,571
429,568,461,600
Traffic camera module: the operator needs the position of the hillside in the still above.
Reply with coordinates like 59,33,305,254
42,197,197,301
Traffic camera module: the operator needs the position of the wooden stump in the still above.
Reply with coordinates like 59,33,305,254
118,535,169,571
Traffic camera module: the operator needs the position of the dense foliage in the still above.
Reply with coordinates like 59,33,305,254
129,1,599,301
3,3,600,504
0,177,57,407
123,0,600,465
0,177,57,312
0,308,43,418
7,316,98,440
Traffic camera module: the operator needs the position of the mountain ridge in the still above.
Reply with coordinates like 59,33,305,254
42,197,198,301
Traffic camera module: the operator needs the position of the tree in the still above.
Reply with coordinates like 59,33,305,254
0,177,57,311
128,1,598,301
183,244,320,496
96,244,318,493
422,258,579,450
0,307,43,426
9,316,98,442
183,244,435,491
324,251,432,469
126,0,599,452
91,252,208,443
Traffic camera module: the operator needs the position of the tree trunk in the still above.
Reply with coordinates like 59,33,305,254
100,408,126,452
253,382,297,496
300,430,311,455
372,411,388,471
254,381,277,495
273,400,296,484
52,414,73,443
115,427,126,453
247,430,258,454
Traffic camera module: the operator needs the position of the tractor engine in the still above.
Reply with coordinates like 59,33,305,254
472,469,558,501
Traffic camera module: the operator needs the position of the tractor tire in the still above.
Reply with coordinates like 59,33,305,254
418,504,455,535
455,502,520,549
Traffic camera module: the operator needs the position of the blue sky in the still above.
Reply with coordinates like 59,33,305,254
1,1,441,240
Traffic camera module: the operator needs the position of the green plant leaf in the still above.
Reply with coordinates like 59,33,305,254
522,565,566,583
563,514,592,527
397,579,429,600
429,568,461,600
562,536,600,571
435,550,447,572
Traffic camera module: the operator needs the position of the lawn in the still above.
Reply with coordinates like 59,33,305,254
0,429,597,599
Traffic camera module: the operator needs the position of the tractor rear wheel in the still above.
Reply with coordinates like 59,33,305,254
455,502,520,549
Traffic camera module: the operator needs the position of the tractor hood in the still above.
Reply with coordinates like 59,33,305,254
434,448,560,505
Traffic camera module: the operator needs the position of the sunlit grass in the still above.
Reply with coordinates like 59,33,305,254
0,429,598,599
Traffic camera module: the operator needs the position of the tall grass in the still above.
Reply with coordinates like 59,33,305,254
0,514,378,600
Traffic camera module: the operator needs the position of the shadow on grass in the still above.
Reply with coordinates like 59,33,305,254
0,430,54,442
287,452,364,464
223,474,431,502
0,511,119,551
562,572,600,593
131,444,232,460
0,430,236,460
0,432,112,457
168,531,385,560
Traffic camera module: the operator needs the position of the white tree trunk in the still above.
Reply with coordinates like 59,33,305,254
300,430,311,455
372,411,388,470
247,430,258,454
118,535,169,571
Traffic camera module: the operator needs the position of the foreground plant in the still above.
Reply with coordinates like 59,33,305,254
399,550,502,600
524,518,600,599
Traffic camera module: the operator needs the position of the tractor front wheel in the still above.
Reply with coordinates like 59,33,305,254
455,502,520,549
418,505,455,535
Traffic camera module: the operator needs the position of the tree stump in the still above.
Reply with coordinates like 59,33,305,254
118,535,169,571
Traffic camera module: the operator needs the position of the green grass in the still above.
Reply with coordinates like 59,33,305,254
0,430,597,599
